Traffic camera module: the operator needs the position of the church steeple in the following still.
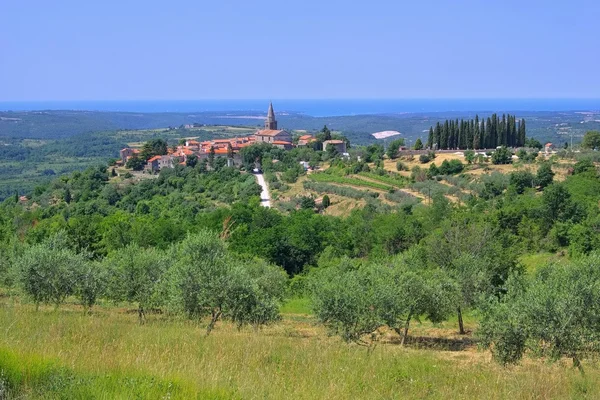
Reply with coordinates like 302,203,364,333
265,102,278,130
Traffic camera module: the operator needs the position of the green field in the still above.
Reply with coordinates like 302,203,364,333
309,173,393,191
357,171,408,188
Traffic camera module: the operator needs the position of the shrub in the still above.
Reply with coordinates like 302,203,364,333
464,150,475,164
419,154,431,164
438,159,464,175
299,196,316,209
581,130,600,149
536,161,554,188
491,147,513,165
573,159,595,175
475,172,509,199
428,163,439,178
509,171,536,194
410,166,427,182
396,161,408,171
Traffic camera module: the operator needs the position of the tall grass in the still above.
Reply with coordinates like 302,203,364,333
1,301,599,399
302,181,380,200
0,347,210,399
357,172,408,188
384,190,421,206
410,180,451,198
309,173,393,191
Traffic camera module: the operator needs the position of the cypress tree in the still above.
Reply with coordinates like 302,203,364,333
467,120,474,149
459,120,466,149
473,116,480,149
511,115,516,146
491,114,498,148
442,120,449,149
485,117,492,148
434,122,442,149
455,119,460,149
427,114,525,150
427,127,434,149
518,119,527,147
480,119,486,149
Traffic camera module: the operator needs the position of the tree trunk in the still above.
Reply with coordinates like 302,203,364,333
573,356,584,374
400,312,412,346
206,309,222,336
457,307,466,335
138,307,145,324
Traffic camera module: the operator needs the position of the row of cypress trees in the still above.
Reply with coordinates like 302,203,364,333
426,114,526,150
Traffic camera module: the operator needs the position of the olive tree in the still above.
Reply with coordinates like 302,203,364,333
310,260,383,345
425,219,521,334
169,231,230,332
104,244,170,322
480,254,600,370
311,258,458,346
74,260,108,314
15,236,84,310
169,231,286,334
378,264,458,345
225,260,287,330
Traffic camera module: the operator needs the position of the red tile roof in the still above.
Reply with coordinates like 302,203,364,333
299,135,314,140
147,155,161,162
256,129,287,137
273,140,292,145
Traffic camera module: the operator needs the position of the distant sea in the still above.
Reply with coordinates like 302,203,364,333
1,99,599,117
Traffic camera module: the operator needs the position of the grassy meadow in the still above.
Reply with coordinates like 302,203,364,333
1,294,599,399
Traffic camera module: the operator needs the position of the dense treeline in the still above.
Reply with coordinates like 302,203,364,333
427,114,526,150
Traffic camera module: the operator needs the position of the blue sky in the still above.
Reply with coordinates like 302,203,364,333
1,0,599,101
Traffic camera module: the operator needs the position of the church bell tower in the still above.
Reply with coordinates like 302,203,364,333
265,102,278,130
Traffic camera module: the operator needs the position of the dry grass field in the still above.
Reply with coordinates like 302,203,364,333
1,294,599,399
383,152,574,183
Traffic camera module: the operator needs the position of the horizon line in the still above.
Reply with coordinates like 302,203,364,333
2,97,600,103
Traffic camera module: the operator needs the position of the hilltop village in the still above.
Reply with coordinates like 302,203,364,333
119,103,347,172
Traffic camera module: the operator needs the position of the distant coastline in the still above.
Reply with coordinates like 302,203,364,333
1,99,600,116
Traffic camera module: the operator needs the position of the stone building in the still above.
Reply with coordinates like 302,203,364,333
254,102,292,144
323,139,347,154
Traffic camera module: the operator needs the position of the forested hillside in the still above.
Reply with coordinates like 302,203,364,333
2,109,599,200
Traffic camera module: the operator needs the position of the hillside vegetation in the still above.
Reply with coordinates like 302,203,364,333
3,136,600,398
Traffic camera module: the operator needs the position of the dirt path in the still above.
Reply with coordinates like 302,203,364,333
255,173,271,208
